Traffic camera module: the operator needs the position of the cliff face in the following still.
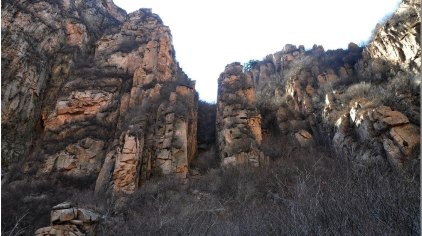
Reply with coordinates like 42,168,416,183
365,0,420,74
216,63,266,166
2,0,197,192
241,0,420,168
1,0,126,172
1,0,420,235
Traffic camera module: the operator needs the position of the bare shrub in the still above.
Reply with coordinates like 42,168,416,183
373,73,420,124
191,145,219,173
255,74,286,111
341,81,373,101
283,55,313,82
1,179,72,235
3,144,419,235
93,143,418,235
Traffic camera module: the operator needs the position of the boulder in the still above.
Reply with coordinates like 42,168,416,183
77,208,100,223
51,208,76,223
37,203,100,236
35,225,84,236
370,106,409,127
52,202,72,210
389,124,420,156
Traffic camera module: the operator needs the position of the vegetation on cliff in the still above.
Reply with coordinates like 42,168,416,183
1,0,420,235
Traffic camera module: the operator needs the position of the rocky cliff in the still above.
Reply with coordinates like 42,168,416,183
1,0,420,235
239,0,420,169
364,0,420,74
2,0,197,193
2,0,125,172
2,0,419,191
216,63,266,166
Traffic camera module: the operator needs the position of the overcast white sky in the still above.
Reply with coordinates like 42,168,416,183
113,0,401,102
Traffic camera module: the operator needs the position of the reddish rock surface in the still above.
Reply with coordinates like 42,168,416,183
2,1,197,193
216,63,266,167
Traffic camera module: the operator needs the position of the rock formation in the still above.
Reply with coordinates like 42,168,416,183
1,0,420,235
242,0,420,168
2,0,197,193
35,202,100,236
364,0,420,74
216,63,266,166
2,0,419,195
1,0,126,173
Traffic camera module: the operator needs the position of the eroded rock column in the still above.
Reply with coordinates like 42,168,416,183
216,62,266,166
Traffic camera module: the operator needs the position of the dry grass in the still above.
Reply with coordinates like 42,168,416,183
97,145,419,235
2,142,419,235
1,178,88,235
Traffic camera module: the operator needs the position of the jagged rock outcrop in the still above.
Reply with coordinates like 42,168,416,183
2,1,197,193
333,101,419,166
249,44,336,140
364,0,420,74
244,0,420,168
327,0,420,167
1,0,126,172
216,63,266,166
35,202,100,236
2,0,419,197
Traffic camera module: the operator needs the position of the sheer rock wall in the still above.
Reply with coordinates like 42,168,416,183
2,1,197,193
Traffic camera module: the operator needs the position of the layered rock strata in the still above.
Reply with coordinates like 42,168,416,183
216,63,266,166
2,1,197,193
364,0,420,74
35,202,99,236
1,0,127,172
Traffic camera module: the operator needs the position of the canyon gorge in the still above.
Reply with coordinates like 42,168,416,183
1,0,420,235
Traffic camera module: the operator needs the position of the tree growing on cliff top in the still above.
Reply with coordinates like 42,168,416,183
243,59,259,72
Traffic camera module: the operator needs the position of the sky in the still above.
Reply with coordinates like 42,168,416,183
113,0,401,102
